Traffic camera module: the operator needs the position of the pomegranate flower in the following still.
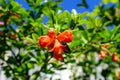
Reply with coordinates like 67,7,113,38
99,50,107,58
38,29,73,61
38,28,56,48
57,30,73,43
112,53,119,62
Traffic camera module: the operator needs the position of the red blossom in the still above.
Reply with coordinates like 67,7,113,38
38,29,73,61
57,30,73,43
99,50,107,58
112,53,119,62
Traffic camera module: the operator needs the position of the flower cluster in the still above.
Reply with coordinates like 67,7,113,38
38,28,73,61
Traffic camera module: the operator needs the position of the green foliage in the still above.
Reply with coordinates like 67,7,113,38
0,0,120,80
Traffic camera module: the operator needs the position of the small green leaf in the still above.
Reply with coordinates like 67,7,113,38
32,33,39,42
103,21,112,26
23,37,34,44
10,1,21,10
110,26,119,39
54,23,60,33
102,0,109,4
80,30,88,44
111,0,118,3
78,20,88,25
114,33,120,41
95,18,102,27
21,55,31,63
27,62,34,69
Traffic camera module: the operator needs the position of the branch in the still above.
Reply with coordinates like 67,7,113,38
3,24,21,66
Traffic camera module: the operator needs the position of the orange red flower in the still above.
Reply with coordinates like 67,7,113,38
57,30,73,43
99,44,109,59
99,50,107,58
112,52,119,62
38,28,73,61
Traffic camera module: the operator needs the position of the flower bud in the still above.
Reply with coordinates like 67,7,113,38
99,50,107,58
112,52,119,62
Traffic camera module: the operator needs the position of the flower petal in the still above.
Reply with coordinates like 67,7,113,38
49,39,64,60
54,47,64,60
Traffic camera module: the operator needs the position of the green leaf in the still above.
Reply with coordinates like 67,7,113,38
110,26,119,39
111,0,119,3
21,55,31,63
95,18,102,27
36,0,42,6
78,20,88,25
10,1,21,10
27,62,34,69
17,8,29,17
54,23,60,33
23,37,34,44
103,21,112,26
32,33,39,42
99,30,110,39
80,30,88,44
102,0,109,4
87,17,95,29
42,7,54,20
114,33,120,41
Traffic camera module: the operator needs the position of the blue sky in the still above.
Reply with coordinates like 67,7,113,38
15,0,102,12
14,0,102,24
60,0,101,12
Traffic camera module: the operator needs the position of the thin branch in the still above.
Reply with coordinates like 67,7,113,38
3,20,21,66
